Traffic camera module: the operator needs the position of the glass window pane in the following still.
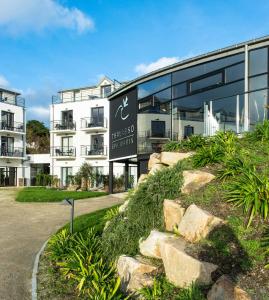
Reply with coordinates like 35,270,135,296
172,83,186,99
249,90,268,125
225,63,245,83
137,74,171,99
249,74,268,91
249,47,268,76
172,53,244,85
190,73,223,93
138,88,171,113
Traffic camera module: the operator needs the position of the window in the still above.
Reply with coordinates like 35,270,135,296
1,136,14,155
225,63,245,83
249,74,268,91
91,107,104,126
249,47,268,76
1,111,14,130
138,88,171,113
172,82,187,99
151,121,166,138
91,134,104,148
101,85,111,97
61,167,72,187
138,74,171,99
61,136,73,150
189,72,223,93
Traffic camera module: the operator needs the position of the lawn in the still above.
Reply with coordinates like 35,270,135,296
16,187,108,202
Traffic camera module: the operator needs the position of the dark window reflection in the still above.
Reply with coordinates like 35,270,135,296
225,63,245,83
138,74,171,99
190,72,223,93
249,74,268,91
172,82,186,98
249,47,268,76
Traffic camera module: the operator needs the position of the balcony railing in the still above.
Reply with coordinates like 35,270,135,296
81,117,107,129
138,130,177,139
0,121,24,133
52,93,106,104
81,145,107,156
0,96,25,107
51,120,76,131
51,146,76,157
0,147,24,158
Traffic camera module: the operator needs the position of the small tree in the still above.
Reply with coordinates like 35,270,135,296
76,163,95,190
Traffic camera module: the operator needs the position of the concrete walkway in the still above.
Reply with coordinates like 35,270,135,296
0,188,124,300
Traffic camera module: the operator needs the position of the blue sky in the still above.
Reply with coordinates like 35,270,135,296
1,0,269,124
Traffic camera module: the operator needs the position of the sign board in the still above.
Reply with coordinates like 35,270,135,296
109,88,137,160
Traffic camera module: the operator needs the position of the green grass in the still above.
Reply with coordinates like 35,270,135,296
16,187,108,202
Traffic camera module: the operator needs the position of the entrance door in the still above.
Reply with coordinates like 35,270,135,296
151,120,165,137
61,167,72,187
91,107,104,127
62,110,73,129
0,167,17,186
1,136,14,156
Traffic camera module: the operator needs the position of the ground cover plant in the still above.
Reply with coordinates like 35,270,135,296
16,187,107,202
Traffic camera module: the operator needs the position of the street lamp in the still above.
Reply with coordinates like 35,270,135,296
62,198,75,234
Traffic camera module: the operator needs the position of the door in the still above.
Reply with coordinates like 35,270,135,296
151,120,165,137
1,111,14,130
1,136,14,156
62,110,73,129
61,167,72,187
91,134,104,154
91,107,104,127
61,136,73,155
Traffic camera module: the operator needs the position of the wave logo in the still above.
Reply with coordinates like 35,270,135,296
115,96,130,121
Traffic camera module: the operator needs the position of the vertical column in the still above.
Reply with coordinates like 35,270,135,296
109,161,113,194
236,95,240,134
244,44,249,132
124,162,129,191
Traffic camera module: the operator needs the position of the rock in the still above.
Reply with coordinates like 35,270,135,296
67,184,79,191
177,204,223,242
181,170,215,194
163,199,185,232
137,174,148,186
139,230,177,259
160,239,218,288
207,275,251,300
119,200,129,213
160,151,194,166
148,163,166,175
117,255,158,293
148,153,161,170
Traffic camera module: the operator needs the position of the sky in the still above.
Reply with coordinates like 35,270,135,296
1,0,269,124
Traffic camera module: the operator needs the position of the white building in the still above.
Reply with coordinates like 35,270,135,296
50,76,133,188
0,88,26,186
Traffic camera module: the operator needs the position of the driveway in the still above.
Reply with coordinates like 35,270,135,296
0,188,124,300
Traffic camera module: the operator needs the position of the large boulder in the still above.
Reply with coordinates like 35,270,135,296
139,230,177,259
207,275,251,300
163,199,185,232
148,153,161,170
177,204,223,243
148,163,166,175
117,255,158,293
181,170,215,194
160,151,194,166
160,239,218,288
136,174,148,187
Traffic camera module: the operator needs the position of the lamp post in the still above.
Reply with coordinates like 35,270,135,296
62,198,75,234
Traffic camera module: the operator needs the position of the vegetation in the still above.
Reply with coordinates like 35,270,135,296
26,120,50,154
35,173,53,186
102,162,184,261
162,134,206,152
16,187,107,202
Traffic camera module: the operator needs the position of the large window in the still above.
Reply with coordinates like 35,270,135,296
249,74,268,91
138,74,171,99
225,63,245,83
189,72,223,93
101,85,111,97
249,47,268,76
1,111,14,130
91,107,104,126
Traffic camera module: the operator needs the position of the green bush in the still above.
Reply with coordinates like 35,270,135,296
225,168,269,227
246,120,269,142
102,162,184,261
35,173,53,186
47,228,125,299
139,276,206,300
163,135,206,152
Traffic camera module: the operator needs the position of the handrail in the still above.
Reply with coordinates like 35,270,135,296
51,120,76,131
0,147,24,157
81,145,107,156
51,146,76,157
80,117,107,129
0,96,25,107
0,121,24,132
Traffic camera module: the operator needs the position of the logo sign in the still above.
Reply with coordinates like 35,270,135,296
109,89,137,160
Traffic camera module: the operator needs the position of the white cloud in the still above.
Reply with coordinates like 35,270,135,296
0,75,10,88
0,0,94,35
135,54,195,75
28,106,50,118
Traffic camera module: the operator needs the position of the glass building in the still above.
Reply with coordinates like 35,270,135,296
108,36,269,191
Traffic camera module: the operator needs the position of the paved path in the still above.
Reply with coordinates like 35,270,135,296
0,188,124,300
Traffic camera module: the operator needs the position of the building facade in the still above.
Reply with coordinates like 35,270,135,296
0,88,26,186
108,36,269,191
50,77,133,187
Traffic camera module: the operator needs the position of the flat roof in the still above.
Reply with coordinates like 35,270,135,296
109,35,269,99
0,87,20,95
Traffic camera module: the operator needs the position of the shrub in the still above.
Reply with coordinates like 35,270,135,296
246,120,269,142
225,168,269,227
163,135,206,152
102,162,184,261
262,227,269,269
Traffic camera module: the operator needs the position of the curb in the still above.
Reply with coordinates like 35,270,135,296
32,239,49,300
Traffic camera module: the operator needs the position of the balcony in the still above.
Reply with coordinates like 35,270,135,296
52,93,105,104
81,117,107,133
51,146,76,159
0,147,24,159
81,145,107,159
0,121,25,135
0,96,25,107
139,130,177,140
50,121,76,134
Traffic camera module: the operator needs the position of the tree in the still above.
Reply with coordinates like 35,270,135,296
26,120,50,154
